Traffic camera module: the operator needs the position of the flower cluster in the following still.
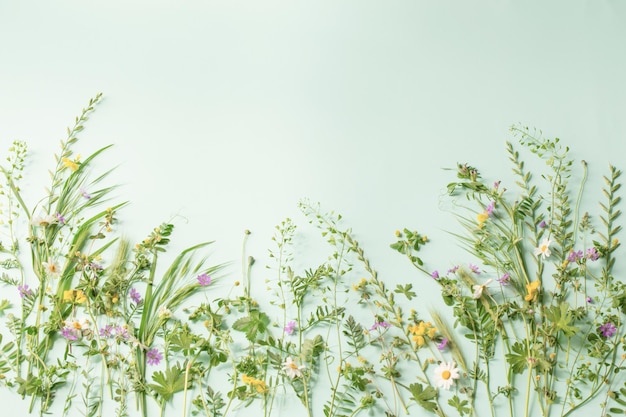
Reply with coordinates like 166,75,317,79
1,101,624,417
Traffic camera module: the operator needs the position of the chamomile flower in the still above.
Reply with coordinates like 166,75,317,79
282,357,305,379
534,238,552,259
433,361,460,390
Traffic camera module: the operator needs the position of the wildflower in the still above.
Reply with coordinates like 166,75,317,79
284,320,296,335
282,357,305,379
61,327,78,341
241,374,268,393
63,289,87,304
80,187,91,199
524,280,541,302
430,270,439,279
31,214,57,227
599,322,617,338
567,250,583,263
61,157,79,172
538,220,547,229
88,262,103,271
115,325,129,340
447,265,459,274
99,324,114,338
468,264,480,274
486,201,495,215
129,288,142,304
370,321,391,331
493,181,501,190
472,279,492,299
55,212,66,224
158,306,172,319
534,238,552,260
497,273,510,285
146,348,163,365
197,273,211,286
586,296,593,304
433,361,460,390
437,338,449,350
586,247,600,261
18,284,33,298
477,212,489,226
42,258,61,277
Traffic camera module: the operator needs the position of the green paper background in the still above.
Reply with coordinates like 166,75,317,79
1,1,625,415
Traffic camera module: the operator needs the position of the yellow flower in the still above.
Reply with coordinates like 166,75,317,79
241,374,267,394
61,157,79,172
524,280,541,302
63,289,87,304
413,335,425,347
477,211,489,226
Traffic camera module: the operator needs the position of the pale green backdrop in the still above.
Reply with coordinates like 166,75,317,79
1,1,625,415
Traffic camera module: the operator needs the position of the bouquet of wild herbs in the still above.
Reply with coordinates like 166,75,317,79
386,128,626,417
1,96,624,417
0,95,222,417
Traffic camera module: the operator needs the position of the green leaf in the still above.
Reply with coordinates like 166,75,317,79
544,302,579,337
394,284,417,300
148,362,189,402
232,310,271,342
409,383,438,412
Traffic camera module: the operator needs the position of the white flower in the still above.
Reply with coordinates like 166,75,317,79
42,258,61,277
472,279,492,299
433,361,460,390
158,306,172,319
31,214,57,227
534,238,552,259
282,356,305,379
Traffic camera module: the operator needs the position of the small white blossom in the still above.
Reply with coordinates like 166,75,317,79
282,357,305,379
534,238,552,259
472,279,492,299
433,361,460,390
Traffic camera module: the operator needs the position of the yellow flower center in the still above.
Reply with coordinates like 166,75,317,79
442,370,451,380
288,362,298,370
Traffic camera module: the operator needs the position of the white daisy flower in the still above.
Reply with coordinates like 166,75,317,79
31,214,58,227
42,258,61,277
282,356,305,379
534,238,552,259
433,361,460,390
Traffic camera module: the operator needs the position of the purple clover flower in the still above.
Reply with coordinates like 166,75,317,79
129,288,142,304
497,273,511,285
586,296,593,304
99,324,114,338
538,220,547,229
197,273,211,286
469,264,480,274
115,325,130,340
18,284,33,298
586,247,600,261
284,320,296,335
369,321,391,331
447,265,459,274
430,270,439,279
61,327,78,341
486,201,495,215
146,348,163,366
437,338,449,350
599,322,617,338
55,212,66,224
567,250,583,263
